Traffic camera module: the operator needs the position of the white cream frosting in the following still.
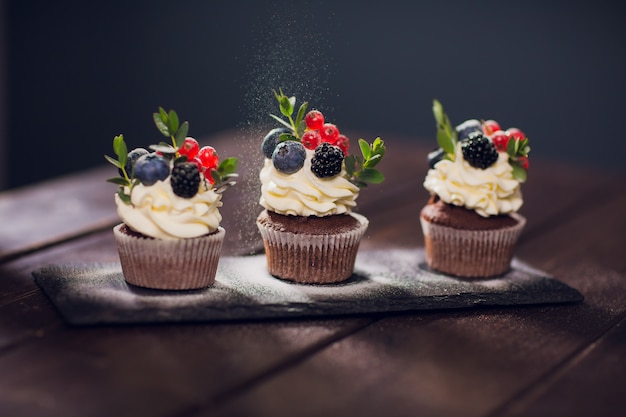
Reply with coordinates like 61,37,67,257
259,149,360,216
115,177,223,240
424,142,522,217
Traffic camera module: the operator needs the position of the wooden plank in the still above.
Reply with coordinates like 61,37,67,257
0,230,376,417
208,179,626,417
496,316,626,417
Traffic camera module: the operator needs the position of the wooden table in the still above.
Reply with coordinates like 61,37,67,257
1,130,625,417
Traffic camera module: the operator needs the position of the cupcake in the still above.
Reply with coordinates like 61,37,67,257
420,100,530,278
257,89,386,284
105,107,238,290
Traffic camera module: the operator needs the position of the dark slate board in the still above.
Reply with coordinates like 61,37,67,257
32,248,583,326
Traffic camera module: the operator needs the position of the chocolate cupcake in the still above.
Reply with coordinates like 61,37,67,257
256,89,385,284
420,100,530,278
105,107,238,290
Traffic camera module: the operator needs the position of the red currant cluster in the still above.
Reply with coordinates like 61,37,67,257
178,137,220,183
483,120,529,169
301,110,350,155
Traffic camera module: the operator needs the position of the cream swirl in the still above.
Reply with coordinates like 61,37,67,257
424,143,522,217
260,149,359,216
116,178,222,240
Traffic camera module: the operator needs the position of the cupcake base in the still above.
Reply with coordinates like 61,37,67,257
420,212,526,278
113,223,225,290
256,211,369,284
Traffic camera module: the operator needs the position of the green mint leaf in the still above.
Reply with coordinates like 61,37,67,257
358,138,371,159
270,114,293,131
210,169,222,185
295,101,308,129
107,177,130,186
174,121,189,145
432,99,457,155
112,134,125,157
278,94,294,117
153,112,170,137
117,187,131,205
217,157,238,177
511,163,527,182
104,155,122,169
279,133,298,142
344,155,356,177
357,168,385,184
363,153,382,168
168,110,179,134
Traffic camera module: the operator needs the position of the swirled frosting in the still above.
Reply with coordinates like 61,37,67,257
260,149,359,216
115,178,222,240
424,143,522,217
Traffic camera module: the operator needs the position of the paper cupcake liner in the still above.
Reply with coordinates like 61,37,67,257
113,224,225,290
256,213,369,284
420,213,526,278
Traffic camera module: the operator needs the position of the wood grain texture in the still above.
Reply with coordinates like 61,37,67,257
1,131,625,417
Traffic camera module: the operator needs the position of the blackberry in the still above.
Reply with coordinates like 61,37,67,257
461,133,498,169
311,143,344,178
170,162,200,198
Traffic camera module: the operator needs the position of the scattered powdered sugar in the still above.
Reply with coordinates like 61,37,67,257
227,2,337,254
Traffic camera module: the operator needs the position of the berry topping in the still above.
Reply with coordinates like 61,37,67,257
133,153,170,185
311,143,344,178
320,123,339,143
482,120,501,136
120,147,149,176
301,130,322,150
490,130,510,152
170,162,201,198
427,148,445,169
197,146,219,172
179,137,200,160
272,140,306,174
506,128,525,141
456,119,482,142
305,110,325,130
334,134,350,155
262,127,290,159
518,155,529,169
461,133,499,169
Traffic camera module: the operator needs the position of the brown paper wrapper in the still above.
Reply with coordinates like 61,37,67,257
256,213,369,284
113,224,224,290
420,213,526,278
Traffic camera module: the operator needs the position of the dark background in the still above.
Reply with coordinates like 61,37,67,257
2,0,625,190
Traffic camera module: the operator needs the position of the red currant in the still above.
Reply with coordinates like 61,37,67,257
305,110,325,130
483,120,500,136
506,128,525,141
518,156,529,169
197,146,219,171
301,130,322,150
179,137,200,160
334,134,350,155
490,130,510,152
320,123,339,143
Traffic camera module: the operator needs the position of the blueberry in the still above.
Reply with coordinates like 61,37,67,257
262,127,290,159
119,148,149,177
272,141,306,174
427,147,445,169
456,119,482,142
133,153,170,185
